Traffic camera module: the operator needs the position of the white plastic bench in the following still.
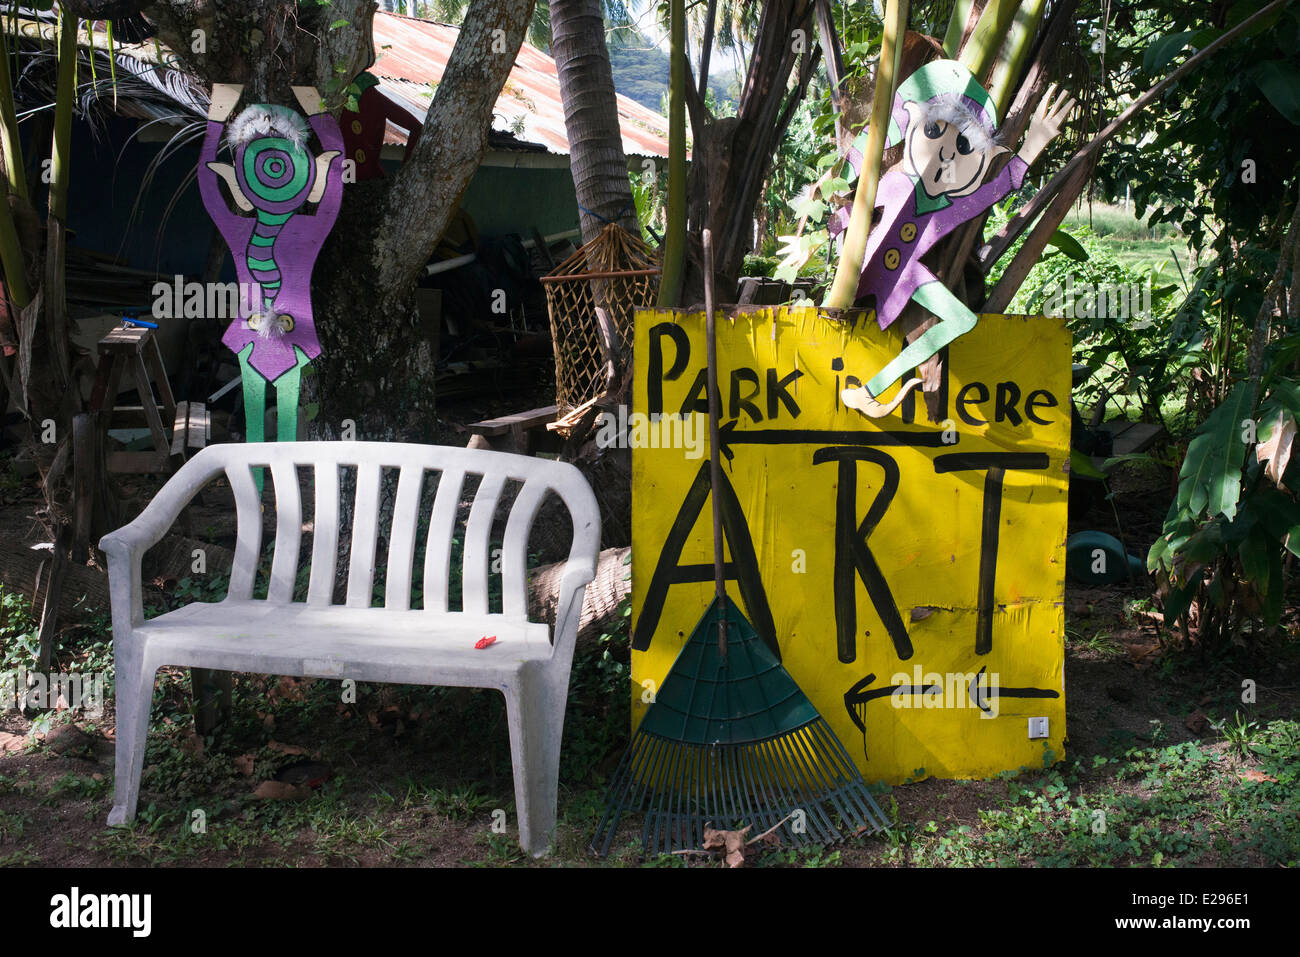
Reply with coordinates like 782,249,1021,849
100,441,600,856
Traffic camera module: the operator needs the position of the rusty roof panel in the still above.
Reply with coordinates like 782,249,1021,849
371,12,671,158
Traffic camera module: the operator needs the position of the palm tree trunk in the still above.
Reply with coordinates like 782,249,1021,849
549,0,638,245
550,0,640,369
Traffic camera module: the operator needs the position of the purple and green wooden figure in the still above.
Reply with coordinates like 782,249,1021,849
831,60,1075,417
198,84,342,453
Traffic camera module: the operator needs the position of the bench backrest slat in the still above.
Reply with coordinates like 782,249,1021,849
306,462,340,606
268,460,302,603
383,464,425,610
502,479,547,619
228,464,263,600
168,442,596,623
461,471,506,616
346,462,383,608
422,467,464,613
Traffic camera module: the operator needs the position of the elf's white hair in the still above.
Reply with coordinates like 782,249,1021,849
917,92,997,152
225,104,311,150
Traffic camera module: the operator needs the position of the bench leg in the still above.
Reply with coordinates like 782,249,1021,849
503,669,566,857
108,648,157,827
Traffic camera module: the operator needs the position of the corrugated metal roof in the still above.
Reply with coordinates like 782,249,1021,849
371,11,671,158
12,9,672,160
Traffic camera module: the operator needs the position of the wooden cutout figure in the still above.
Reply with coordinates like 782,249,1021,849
340,69,423,180
832,60,1075,417
198,84,343,449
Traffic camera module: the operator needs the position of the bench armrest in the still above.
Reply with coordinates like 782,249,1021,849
548,558,596,668
98,452,224,636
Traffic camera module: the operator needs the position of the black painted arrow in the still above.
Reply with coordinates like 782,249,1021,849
844,669,1061,731
717,419,953,460
966,665,1061,714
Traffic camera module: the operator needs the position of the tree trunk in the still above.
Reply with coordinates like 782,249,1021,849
683,0,818,301
549,0,638,245
142,0,538,438
549,0,638,367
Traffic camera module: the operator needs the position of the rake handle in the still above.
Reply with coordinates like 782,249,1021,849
703,229,727,658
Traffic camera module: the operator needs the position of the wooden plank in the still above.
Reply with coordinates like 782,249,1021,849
108,407,153,429
71,414,94,555
130,356,171,458
466,404,559,436
171,400,189,456
108,450,169,473
145,335,177,425
1113,423,1164,455
97,325,151,355
1097,421,1166,456
88,353,118,411
547,395,600,431
188,403,209,449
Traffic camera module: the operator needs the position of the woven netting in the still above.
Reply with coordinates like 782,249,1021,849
542,224,660,414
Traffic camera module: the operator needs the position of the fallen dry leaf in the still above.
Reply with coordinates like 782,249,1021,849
1184,709,1208,734
701,823,751,868
267,740,308,756
269,675,308,705
0,731,26,752
233,753,256,777
252,780,311,800
1240,769,1278,783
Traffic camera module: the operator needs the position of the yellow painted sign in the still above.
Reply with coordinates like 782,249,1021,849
631,307,1071,784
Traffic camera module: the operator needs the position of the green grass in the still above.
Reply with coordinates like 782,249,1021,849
882,720,1300,867
1062,202,1183,242
1062,203,1193,287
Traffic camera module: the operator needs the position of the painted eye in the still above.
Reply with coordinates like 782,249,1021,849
956,134,973,155
924,121,943,139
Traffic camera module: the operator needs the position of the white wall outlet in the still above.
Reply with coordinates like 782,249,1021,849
1028,717,1050,739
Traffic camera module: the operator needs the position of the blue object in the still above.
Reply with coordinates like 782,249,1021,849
1066,530,1146,584
122,317,158,329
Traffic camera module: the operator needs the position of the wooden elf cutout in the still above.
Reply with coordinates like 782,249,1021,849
340,69,423,180
832,60,1074,418
198,84,343,452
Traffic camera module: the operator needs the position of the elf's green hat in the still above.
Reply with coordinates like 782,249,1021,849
886,59,1000,149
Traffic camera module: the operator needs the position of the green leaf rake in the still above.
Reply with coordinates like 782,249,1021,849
591,230,890,857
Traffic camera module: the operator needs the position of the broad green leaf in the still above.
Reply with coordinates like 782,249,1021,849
1163,570,1203,622
1070,450,1107,479
1265,377,1300,419
1252,60,1300,125
1237,528,1270,586
819,176,851,199
1143,31,1197,75
1047,228,1089,262
1173,381,1254,522
791,195,826,221
1245,488,1300,558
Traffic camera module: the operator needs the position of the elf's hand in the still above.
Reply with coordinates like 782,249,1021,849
1019,83,1076,167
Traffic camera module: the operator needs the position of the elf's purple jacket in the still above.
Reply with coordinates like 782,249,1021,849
831,155,1028,329
198,113,343,383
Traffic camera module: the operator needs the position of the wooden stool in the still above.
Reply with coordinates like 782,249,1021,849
89,324,195,474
